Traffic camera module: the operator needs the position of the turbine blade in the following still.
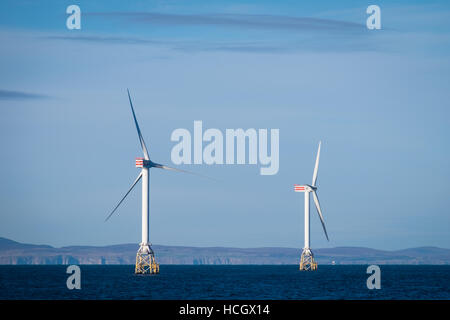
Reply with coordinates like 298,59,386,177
127,89,150,160
312,190,329,241
105,172,142,222
312,141,321,186
152,163,217,181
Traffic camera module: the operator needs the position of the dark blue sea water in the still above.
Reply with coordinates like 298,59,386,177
0,265,449,300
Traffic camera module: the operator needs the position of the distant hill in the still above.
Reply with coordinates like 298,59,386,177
0,237,449,265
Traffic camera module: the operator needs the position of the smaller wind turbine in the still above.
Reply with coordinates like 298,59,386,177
294,141,329,271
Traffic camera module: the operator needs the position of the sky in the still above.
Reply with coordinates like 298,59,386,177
0,0,449,250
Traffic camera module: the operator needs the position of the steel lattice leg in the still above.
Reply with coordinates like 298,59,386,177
135,246,159,274
299,248,318,271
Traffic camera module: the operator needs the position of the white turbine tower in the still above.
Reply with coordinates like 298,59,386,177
105,89,203,274
294,141,329,271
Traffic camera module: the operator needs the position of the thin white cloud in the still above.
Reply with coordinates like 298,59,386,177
0,89,48,100
87,12,365,32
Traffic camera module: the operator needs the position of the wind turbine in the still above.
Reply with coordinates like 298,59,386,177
294,141,329,271
105,89,201,274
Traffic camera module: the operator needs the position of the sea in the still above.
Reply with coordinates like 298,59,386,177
0,265,449,300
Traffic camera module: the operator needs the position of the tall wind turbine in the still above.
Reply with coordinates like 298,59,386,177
105,89,200,274
294,141,329,271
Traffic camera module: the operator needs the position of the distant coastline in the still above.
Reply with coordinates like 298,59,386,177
0,237,449,265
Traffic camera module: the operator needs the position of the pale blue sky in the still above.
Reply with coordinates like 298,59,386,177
0,0,449,250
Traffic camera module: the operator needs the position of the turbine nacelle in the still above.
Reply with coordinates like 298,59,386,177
294,184,316,192
135,158,156,168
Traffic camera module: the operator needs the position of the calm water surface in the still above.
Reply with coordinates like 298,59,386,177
0,265,449,300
